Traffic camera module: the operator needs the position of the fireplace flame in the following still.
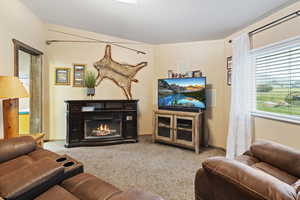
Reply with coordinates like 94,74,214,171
94,124,111,136
99,124,109,131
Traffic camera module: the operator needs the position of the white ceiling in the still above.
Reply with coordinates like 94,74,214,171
22,0,299,44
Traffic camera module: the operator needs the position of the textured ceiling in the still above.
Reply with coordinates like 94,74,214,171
22,0,299,44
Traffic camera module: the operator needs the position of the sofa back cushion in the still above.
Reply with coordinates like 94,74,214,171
0,136,36,163
0,158,64,200
251,140,300,177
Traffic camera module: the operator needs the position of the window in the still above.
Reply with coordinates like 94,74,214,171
254,37,300,121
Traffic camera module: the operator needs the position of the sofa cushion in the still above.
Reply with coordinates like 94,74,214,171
35,186,79,200
0,158,64,200
28,148,60,161
252,162,298,185
251,140,300,177
0,155,33,177
235,155,259,166
61,173,121,200
0,136,36,163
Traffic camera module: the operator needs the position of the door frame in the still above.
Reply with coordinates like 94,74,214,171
13,39,43,75
13,39,44,134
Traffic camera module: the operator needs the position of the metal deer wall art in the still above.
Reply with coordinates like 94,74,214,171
94,45,147,100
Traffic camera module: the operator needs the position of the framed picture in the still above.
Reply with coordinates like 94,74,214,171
227,56,232,69
55,68,70,85
192,70,202,77
73,64,86,87
227,70,232,86
184,71,193,78
168,70,174,78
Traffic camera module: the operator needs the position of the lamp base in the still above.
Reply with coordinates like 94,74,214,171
3,99,19,139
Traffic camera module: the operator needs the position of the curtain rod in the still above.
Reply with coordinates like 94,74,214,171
228,10,300,43
46,29,147,55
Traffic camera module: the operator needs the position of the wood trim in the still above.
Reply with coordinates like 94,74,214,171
12,39,44,137
13,39,43,76
13,39,43,55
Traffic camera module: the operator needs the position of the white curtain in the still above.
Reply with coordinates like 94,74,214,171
226,33,254,159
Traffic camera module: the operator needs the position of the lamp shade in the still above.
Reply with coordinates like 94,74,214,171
0,76,29,99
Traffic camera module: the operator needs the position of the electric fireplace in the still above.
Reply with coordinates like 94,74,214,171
65,100,138,148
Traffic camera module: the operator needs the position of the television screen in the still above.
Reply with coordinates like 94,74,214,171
158,77,206,111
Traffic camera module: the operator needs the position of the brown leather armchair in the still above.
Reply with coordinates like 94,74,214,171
195,140,300,200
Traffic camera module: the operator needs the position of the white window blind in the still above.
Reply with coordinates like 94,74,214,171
254,39,300,119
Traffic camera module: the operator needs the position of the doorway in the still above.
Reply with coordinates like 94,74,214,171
13,39,43,135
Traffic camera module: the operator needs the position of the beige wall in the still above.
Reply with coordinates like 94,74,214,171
225,1,300,150
155,40,228,148
0,0,46,138
46,24,155,140
1,0,300,150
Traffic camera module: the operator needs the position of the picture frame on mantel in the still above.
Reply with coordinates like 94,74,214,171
55,68,71,85
192,70,202,77
73,64,86,87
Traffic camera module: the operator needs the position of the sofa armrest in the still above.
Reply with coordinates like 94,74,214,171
0,158,64,200
203,157,297,200
0,136,36,163
109,189,163,200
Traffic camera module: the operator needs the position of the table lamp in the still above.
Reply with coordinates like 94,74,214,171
0,76,29,139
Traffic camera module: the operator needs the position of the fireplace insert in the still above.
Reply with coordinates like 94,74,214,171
84,113,122,139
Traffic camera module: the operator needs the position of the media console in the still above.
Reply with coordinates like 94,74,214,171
65,100,138,148
153,109,204,154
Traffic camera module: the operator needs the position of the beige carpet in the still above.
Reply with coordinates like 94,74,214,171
45,136,224,200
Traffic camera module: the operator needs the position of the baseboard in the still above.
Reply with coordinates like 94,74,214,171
207,145,226,152
139,133,152,136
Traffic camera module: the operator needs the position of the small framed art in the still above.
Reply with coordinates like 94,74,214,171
227,70,232,86
168,70,174,78
73,64,86,87
227,56,232,86
192,70,202,77
55,68,70,85
227,57,232,70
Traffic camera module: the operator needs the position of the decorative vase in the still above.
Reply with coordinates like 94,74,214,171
87,88,95,96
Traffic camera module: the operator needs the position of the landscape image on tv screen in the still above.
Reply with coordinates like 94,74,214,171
158,77,206,109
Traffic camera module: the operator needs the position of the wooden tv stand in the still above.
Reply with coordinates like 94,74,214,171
153,109,203,154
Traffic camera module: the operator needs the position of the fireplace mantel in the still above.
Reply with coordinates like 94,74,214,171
65,100,138,148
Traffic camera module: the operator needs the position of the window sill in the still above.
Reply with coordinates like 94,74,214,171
251,111,300,125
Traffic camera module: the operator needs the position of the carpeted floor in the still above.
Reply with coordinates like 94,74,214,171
45,136,224,200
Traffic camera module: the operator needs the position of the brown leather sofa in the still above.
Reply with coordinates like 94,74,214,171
195,140,300,200
0,136,163,200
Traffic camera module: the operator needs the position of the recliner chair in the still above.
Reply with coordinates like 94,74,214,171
195,140,300,200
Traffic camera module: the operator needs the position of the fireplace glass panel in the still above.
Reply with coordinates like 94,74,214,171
85,118,121,139
176,118,193,142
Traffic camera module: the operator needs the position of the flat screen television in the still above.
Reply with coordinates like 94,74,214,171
158,77,206,112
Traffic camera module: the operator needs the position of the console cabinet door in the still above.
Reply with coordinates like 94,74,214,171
155,114,173,142
174,116,195,147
